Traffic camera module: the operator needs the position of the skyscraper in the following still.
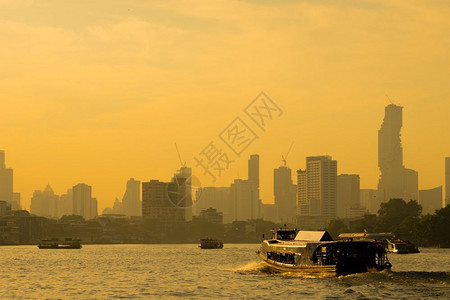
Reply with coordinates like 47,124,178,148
172,167,193,221
337,174,362,218
122,178,141,217
248,154,259,189
0,150,13,206
274,166,297,222
297,156,337,220
72,183,97,220
446,157,450,207
377,104,418,203
229,154,261,221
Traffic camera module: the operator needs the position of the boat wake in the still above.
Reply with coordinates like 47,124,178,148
228,262,334,278
225,261,269,274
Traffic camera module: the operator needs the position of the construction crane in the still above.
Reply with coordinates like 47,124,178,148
281,141,294,167
174,142,186,167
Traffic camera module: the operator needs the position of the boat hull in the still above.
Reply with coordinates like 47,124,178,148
257,251,336,276
38,245,82,249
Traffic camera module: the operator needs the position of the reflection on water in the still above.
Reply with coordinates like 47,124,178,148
0,244,448,299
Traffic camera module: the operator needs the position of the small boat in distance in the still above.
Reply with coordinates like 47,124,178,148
38,238,82,249
199,238,223,249
387,238,420,254
257,229,392,277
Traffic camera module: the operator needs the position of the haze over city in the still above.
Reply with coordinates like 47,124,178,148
1,0,449,213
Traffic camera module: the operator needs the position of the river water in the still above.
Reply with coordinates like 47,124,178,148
1,244,448,299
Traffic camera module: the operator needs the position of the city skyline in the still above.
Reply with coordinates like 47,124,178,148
1,1,449,212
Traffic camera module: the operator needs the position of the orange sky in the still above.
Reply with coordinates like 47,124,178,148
1,0,449,211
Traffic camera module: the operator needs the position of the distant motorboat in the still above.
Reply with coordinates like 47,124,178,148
199,238,223,249
338,232,420,254
386,238,420,254
38,238,82,249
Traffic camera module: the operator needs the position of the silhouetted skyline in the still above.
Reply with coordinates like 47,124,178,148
1,1,449,212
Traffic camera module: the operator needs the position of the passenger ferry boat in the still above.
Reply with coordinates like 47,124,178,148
257,229,391,276
38,238,82,249
199,238,223,249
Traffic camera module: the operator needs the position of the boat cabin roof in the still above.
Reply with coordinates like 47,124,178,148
294,231,333,242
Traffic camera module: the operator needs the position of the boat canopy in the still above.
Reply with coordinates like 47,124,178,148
294,231,333,242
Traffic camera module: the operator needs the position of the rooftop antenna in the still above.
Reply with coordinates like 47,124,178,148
386,94,394,105
281,141,294,167
174,142,186,168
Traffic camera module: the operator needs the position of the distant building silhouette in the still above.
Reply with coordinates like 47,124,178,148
30,184,59,219
273,166,297,222
419,186,443,215
59,188,73,217
142,179,185,232
337,174,365,218
194,187,231,222
446,157,450,207
261,203,278,223
297,156,337,228
230,155,261,221
0,150,20,209
72,183,97,220
172,167,192,221
122,178,141,217
377,104,418,203
360,189,378,215
193,207,223,224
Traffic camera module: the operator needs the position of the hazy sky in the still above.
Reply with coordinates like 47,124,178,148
1,0,449,211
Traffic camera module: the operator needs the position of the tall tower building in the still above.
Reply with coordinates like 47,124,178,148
248,154,259,189
377,104,418,204
446,157,450,207
297,169,307,216
229,154,261,221
122,178,141,217
72,183,97,220
297,156,337,221
274,166,297,222
0,150,13,205
337,174,364,218
172,167,193,221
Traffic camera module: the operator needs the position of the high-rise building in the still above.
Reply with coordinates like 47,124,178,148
377,104,418,203
72,183,97,220
59,188,73,217
337,174,364,218
248,154,259,189
446,157,450,207
172,167,192,221
230,179,259,221
360,189,378,214
0,150,13,206
419,186,443,215
30,184,59,219
142,179,185,232
122,178,141,217
230,155,261,221
297,169,307,216
274,166,297,222
297,156,337,227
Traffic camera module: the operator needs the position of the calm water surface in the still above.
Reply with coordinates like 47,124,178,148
1,244,449,299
